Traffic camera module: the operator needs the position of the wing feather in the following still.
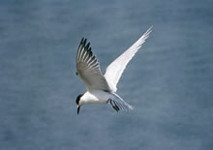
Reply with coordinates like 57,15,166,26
76,38,111,92
104,27,152,92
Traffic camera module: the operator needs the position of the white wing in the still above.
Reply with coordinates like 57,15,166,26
76,38,111,92
104,27,152,92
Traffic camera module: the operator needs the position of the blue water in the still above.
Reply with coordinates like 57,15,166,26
0,0,213,150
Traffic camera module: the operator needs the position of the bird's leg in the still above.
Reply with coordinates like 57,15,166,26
108,99,119,112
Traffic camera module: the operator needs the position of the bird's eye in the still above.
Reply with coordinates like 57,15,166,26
76,72,79,76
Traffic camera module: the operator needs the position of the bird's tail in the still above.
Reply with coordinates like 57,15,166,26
109,93,133,111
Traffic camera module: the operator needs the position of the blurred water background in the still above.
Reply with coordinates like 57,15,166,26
0,0,213,150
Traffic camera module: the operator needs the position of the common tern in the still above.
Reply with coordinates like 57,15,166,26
75,27,152,114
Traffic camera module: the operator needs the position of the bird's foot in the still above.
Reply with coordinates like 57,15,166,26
108,99,119,112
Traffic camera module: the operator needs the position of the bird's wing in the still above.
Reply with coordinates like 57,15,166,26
76,38,111,92
104,27,152,92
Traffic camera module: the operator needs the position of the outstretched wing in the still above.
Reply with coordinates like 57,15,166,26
76,38,111,92
104,27,152,92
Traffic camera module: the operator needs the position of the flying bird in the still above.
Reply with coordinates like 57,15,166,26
75,27,152,114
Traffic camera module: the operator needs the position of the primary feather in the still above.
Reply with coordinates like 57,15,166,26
76,38,111,92
104,26,152,92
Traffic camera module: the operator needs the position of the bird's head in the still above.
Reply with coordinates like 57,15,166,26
76,93,84,115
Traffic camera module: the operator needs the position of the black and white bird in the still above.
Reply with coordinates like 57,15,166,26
75,27,152,114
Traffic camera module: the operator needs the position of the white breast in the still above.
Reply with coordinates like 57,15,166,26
81,90,111,105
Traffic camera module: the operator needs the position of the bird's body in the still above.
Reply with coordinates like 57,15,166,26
80,90,110,105
75,27,152,114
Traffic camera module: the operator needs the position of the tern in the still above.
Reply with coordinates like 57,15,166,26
75,27,152,114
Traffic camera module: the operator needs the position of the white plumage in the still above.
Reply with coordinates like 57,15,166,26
75,27,152,114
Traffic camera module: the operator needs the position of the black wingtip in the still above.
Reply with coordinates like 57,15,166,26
79,37,87,46
80,37,85,44
83,38,87,46
78,37,93,58
81,38,92,52
88,47,93,56
85,42,90,49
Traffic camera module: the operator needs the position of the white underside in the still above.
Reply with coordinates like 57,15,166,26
79,90,133,111
80,90,110,105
